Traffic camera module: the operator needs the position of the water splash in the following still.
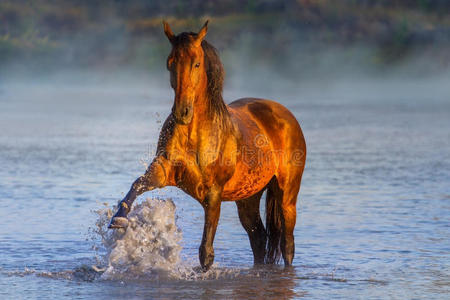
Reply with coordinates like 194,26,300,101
4,198,248,282
91,197,242,281
91,198,183,280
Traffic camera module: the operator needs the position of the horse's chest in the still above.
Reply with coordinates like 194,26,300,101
197,134,237,185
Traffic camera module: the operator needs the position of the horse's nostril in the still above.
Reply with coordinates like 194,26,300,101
184,107,189,117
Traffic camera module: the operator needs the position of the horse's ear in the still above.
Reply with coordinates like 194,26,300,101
194,20,209,47
163,20,175,44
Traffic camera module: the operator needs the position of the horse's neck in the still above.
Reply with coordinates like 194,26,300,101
203,97,232,123
189,96,234,143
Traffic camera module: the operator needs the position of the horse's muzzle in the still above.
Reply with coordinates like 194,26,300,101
174,103,193,125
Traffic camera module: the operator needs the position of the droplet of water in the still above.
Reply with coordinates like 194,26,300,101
90,197,245,281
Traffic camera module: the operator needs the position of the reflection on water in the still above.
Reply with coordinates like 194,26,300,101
6,265,304,299
0,82,449,299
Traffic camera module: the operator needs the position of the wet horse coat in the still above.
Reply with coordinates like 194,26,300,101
109,21,306,270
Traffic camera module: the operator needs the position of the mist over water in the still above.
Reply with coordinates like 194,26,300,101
1,64,449,297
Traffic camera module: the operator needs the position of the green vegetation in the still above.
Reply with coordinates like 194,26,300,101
0,0,449,77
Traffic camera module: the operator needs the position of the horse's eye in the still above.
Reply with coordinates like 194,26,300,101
195,62,200,68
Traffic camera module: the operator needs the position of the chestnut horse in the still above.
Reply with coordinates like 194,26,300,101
109,21,306,271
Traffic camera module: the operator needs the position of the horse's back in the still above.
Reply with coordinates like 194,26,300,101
229,98,305,156
222,98,306,200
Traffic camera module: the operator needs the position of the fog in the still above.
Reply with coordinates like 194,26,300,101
1,1,449,108
2,39,449,108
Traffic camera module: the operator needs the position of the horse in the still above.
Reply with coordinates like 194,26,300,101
109,20,306,271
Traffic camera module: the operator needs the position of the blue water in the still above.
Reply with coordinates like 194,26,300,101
0,79,449,299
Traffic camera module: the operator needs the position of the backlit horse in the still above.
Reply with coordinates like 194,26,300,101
109,21,306,271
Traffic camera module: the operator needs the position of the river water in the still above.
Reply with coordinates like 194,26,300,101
0,78,449,299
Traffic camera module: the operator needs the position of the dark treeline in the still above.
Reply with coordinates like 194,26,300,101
66,0,450,17
1,0,449,77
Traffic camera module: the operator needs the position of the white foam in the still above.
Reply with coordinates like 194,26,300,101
91,197,243,281
91,198,182,280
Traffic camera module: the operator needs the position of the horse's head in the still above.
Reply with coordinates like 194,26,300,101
163,21,209,125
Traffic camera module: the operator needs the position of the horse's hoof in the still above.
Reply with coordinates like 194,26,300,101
108,217,129,229
193,265,210,273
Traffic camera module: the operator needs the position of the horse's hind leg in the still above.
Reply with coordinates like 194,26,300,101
277,173,302,266
235,190,266,264
265,172,302,266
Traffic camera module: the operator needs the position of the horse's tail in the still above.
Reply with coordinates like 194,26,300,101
265,177,282,264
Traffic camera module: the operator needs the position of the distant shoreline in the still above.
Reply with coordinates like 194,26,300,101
1,1,449,76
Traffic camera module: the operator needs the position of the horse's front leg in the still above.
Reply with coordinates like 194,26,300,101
199,186,222,271
109,157,169,229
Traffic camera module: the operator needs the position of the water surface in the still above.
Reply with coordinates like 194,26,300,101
0,80,449,299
